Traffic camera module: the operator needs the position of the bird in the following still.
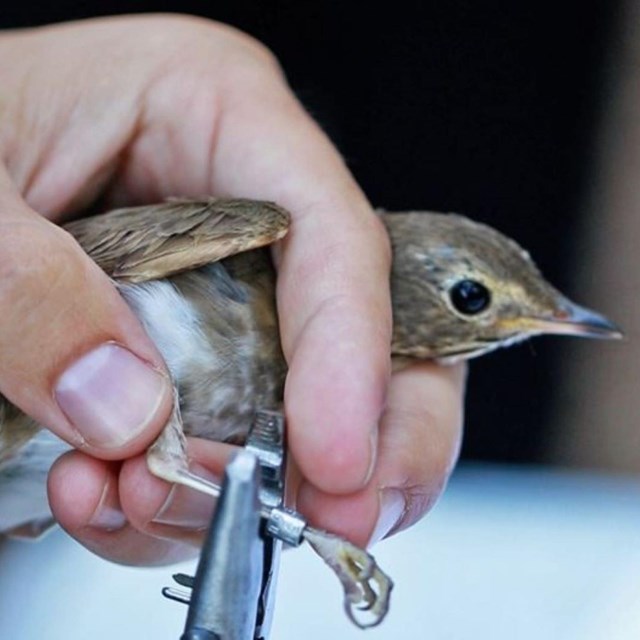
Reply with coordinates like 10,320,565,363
0,198,621,536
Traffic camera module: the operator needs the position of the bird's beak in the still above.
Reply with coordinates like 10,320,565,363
510,300,623,340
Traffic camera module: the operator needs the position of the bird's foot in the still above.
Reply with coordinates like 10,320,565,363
303,527,394,628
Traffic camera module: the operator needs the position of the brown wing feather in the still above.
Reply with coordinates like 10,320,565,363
63,198,290,283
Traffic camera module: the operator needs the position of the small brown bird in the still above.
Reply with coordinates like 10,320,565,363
0,198,621,535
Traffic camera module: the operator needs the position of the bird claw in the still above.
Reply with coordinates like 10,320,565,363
303,526,394,628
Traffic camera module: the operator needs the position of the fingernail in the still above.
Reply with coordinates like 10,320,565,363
55,343,170,449
369,488,406,547
152,465,219,530
89,480,127,532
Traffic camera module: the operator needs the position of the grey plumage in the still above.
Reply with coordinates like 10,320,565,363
119,252,285,444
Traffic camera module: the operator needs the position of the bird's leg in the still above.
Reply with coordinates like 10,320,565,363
146,389,221,499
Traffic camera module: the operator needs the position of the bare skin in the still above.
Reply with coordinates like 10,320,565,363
0,14,465,564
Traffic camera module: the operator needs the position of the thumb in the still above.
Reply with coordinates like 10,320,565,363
0,174,172,459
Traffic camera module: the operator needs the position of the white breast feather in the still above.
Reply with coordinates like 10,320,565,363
118,281,218,381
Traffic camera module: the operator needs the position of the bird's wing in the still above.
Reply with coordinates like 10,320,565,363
64,199,291,283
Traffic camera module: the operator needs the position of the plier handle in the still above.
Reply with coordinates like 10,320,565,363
163,410,300,640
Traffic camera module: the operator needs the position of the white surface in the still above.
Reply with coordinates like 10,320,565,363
1,464,639,639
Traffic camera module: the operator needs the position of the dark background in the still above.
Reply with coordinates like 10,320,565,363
0,2,620,463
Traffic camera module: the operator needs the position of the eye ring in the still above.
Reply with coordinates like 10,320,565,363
449,279,491,315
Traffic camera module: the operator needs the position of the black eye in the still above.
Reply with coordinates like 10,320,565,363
449,279,491,315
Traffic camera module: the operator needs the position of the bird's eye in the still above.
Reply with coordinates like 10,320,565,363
449,279,491,315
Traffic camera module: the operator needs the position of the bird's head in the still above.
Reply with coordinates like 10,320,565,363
384,211,622,363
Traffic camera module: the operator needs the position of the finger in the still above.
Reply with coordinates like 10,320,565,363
110,40,392,495
0,169,173,459
210,62,393,495
296,362,466,547
118,439,235,544
48,451,195,566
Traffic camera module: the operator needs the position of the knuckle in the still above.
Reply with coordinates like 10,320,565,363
223,29,280,72
203,21,281,74
148,14,283,79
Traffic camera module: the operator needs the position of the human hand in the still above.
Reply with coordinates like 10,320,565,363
0,14,465,563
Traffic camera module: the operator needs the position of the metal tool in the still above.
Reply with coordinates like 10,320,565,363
163,410,305,640
163,409,394,635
